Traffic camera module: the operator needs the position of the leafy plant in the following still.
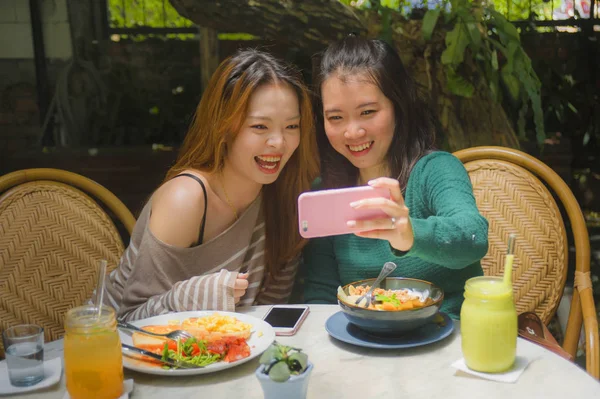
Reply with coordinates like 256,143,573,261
421,0,545,145
107,0,259,41
343,0,547,146
108,0,193,29
492,0,554,21
258,342,309,382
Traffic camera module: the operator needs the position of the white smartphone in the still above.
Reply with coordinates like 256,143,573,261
262,305,310,336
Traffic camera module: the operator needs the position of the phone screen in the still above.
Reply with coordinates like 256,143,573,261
263,307,306,328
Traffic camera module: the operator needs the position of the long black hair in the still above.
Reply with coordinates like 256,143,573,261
313,36,438,190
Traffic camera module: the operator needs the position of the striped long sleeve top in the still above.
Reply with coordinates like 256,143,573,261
104,195,298,321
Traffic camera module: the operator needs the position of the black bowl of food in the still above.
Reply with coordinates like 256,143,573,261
337,277,444,335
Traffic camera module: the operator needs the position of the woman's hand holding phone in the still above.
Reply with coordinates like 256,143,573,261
347,177,414,252
297,186,391,238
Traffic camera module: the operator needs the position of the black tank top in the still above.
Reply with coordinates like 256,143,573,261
173,173,208,245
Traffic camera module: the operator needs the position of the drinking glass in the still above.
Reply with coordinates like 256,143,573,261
2,325,45,387
460,276,517,373
64,304,123,399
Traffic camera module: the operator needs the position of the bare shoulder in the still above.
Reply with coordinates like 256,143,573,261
149,172,210,247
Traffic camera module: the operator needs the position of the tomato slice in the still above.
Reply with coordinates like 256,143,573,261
223,341,251,362
205,337,251,362
222,338,251,363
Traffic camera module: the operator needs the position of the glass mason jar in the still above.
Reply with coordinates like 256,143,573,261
460,276,517,373
64,305,124,399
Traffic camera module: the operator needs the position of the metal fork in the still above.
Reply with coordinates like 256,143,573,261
117,321,194,341
355,262,397,308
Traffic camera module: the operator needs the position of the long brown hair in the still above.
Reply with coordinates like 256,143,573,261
166,49,319,276
313,36,438,191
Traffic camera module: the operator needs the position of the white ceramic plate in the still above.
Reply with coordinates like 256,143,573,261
119,310,275,376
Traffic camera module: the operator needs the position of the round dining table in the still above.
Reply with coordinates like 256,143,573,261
11,304,600,398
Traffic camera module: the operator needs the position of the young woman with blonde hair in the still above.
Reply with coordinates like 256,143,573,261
105,49,319,321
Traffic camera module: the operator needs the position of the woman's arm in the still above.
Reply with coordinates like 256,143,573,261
403,153,489,268
303,237,342,304
118,269,239,321
348,153,488,269
114,175,241,321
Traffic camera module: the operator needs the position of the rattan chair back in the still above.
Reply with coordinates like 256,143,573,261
0,169,135,358
465,159,567,323
454,146,599,379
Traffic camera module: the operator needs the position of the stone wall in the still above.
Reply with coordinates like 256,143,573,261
89,36,310,147
0,0,72,59
522,30,600,138
0,0,72,153
95,37,203,147
521,30,600,192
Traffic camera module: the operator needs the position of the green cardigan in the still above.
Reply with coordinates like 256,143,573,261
302,151,489,319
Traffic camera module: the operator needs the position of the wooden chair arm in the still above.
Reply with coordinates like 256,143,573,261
565,271,599,379
579,284,600,379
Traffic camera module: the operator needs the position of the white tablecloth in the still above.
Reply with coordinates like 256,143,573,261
7,305,600,398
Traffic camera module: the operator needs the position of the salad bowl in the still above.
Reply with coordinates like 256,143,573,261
337,277,444,335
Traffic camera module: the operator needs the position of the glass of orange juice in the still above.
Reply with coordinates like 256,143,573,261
64,305,123,399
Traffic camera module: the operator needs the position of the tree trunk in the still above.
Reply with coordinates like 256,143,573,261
170,0,368,53
170,0,519,150
199,26,219,92
392,20,520,150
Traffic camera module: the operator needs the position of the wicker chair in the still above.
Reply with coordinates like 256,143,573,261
454,146,599,379
0,168,136,357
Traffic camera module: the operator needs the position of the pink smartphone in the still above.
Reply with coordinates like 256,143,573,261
297,186,391,238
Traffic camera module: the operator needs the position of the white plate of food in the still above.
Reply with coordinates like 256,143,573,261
118,311,275,376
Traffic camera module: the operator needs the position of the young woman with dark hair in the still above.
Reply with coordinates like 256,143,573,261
303,36,488,318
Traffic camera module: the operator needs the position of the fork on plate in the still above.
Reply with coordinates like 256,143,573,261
117,321,193,341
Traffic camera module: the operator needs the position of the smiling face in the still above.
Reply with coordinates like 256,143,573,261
225,82,301,185
321,73,395,181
